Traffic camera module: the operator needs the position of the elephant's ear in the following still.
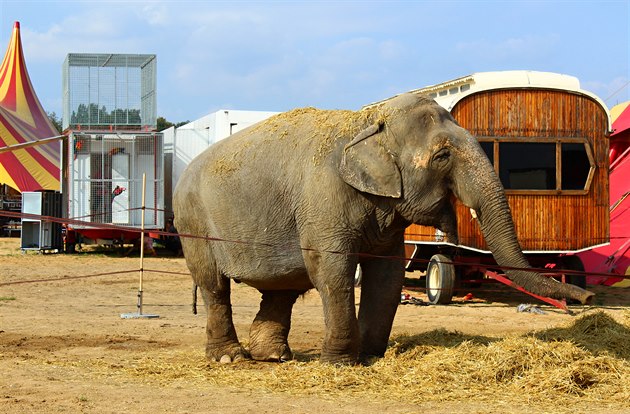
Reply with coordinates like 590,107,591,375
339,123,402,198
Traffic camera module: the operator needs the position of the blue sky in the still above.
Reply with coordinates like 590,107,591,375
1,0,628,123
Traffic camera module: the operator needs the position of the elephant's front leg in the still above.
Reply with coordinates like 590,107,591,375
249,290,301,361
304,250,360,364
357,244,406,361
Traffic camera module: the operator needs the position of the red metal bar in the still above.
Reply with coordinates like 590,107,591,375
485,270,569,312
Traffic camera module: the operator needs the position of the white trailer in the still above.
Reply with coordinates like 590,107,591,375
164,109,278,215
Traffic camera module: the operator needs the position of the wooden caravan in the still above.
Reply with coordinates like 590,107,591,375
401,71,611,306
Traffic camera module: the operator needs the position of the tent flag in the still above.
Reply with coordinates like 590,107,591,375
611,101,630,136
609,101,630,164
0,21,60,192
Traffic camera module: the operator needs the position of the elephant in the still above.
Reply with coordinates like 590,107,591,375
173,92,594,365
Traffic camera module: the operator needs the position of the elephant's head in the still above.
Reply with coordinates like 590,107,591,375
339,93,594,304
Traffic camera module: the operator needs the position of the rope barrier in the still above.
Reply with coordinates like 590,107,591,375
3,208,630,242
1,209,628,284
144,268,190,277
4,207,630,245
0,269,138,286
0,269,191,287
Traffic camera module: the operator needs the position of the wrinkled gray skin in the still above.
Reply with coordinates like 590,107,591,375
174,93,594,365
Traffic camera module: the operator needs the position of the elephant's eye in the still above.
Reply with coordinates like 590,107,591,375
432,148,451,165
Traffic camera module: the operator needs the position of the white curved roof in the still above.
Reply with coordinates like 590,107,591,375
368,70,612,131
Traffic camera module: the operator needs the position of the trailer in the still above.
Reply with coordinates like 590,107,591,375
396,71,611,307
163,109,277,215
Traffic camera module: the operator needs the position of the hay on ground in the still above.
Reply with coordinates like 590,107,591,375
49,310,630,411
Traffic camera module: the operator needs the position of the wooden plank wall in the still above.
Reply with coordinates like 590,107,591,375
405,89,610,252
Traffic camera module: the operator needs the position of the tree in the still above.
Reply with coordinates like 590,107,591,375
47,111,62,133
156,116,189,132
47,111,187,132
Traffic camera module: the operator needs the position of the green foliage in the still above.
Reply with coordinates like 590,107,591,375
47,111,62,133
156,116,172,131
70,103,141,126
52,108,188,132
156,116,190,131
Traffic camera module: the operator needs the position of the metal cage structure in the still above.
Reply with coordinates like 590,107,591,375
62,54,157,131
66,131,164,232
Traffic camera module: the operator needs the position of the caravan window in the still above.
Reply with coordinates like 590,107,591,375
480,141,494,165
478,138,593,193
499,143,556,190
561,143,591,190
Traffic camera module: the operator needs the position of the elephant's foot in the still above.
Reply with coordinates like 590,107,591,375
205,341,248,364
249,290,300,362
358,348,386,365
320,337,359,365
249,323,293,362
249,338,293,362
320,351,358,365
358,341,388,362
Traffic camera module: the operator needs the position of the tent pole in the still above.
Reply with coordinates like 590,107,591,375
121,173,158,319
137,173,146,315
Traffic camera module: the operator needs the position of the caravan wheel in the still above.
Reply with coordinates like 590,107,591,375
426,254,455,304
560,255,587,289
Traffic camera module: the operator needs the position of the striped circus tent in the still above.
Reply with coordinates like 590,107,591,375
0,21,60,192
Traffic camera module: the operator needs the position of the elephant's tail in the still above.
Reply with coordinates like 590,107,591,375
192,283,198,315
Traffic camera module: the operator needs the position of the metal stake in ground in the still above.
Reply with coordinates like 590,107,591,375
121,173,159,319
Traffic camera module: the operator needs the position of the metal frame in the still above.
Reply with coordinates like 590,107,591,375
62,53,157,131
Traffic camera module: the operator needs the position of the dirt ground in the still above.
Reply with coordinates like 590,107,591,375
1,236,629,414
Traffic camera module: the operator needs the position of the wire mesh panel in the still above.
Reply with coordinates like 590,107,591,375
67,132,164,229
62,54,157,131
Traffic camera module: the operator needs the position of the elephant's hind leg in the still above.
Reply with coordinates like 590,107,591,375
198,278,247,363
184,239,246,363
249,290,301,362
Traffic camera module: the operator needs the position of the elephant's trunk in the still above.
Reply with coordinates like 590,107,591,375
456,144,594,305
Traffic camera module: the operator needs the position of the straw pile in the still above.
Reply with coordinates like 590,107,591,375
246,105,390,165
60,310,629,410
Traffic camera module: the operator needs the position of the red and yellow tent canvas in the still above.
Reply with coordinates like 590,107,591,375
0,21,60,192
